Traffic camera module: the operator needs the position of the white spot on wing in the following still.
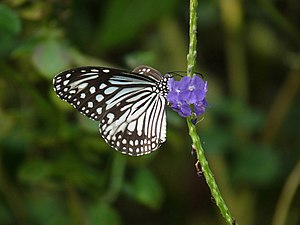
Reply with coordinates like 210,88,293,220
97,108,102,114
78,83,88,90
96,94,104,102
63,80,69,85
89,86,96,94
128,121,136,132
104,87,118,95
100,83,107,89
106,113,115,124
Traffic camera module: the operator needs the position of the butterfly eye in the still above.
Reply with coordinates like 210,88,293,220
53,66,171,156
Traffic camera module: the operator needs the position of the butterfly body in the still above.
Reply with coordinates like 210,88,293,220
53,66,171,156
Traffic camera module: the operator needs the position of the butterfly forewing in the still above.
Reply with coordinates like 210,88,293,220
53,67,156,120
53,66,169,156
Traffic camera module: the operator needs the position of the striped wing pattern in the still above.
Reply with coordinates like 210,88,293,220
53,66,169,156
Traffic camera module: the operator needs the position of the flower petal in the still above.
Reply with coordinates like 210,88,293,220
166,75,208,118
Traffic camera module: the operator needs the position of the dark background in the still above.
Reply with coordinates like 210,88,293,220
0,0,299,225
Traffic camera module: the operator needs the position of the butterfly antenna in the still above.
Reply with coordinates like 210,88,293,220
167,71,204,79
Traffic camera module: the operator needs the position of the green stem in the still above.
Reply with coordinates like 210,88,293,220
187,118,235,225
187,0,198,77
271,159,300,225
186,0,236,224
102,154,126,204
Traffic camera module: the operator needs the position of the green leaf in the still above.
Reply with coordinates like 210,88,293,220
18,159,53,184
52,153,104,189
0,4,21,54
89,202,121,225
95,0,177,51
32,39,71,79
26,192,68,225
1,127,32,153
125,167,164,210
0,4,21,35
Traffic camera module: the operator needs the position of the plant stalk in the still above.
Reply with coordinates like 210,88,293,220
186,0,236,224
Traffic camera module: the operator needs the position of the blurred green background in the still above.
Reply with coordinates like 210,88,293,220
0,0,299,225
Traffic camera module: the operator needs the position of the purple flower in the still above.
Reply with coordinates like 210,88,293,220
194,98,208,116
170,100,192,117
167,75,208,118
166,78,181,103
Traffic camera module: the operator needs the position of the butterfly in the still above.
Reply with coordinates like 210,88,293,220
53,65,172,156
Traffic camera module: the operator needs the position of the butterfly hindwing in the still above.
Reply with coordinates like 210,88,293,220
99,84,167,155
